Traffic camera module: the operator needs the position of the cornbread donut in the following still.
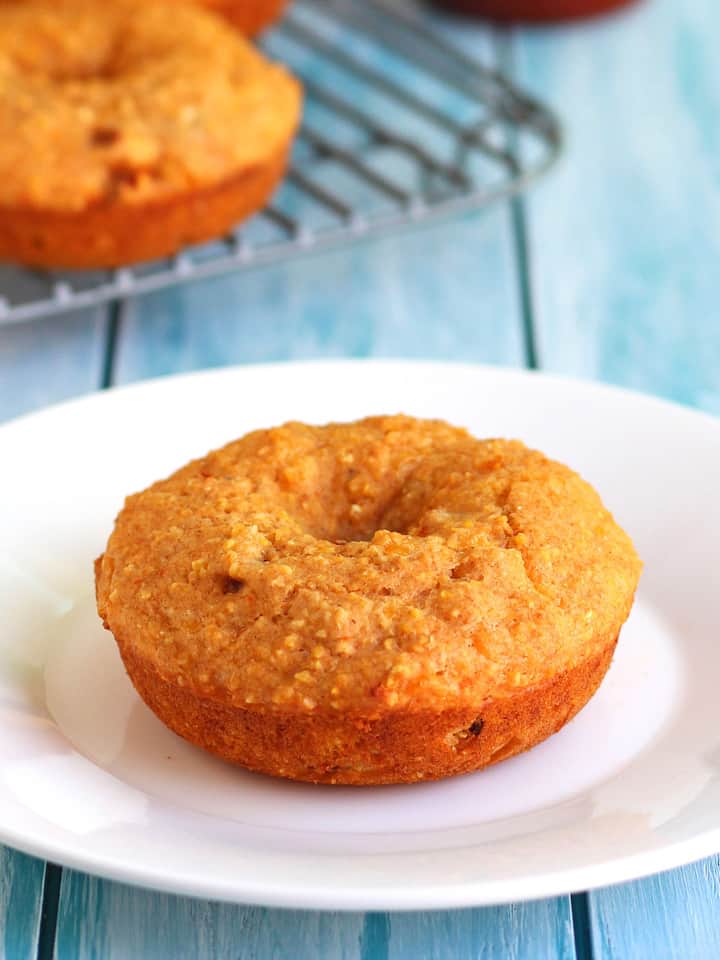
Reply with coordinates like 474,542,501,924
196,0,289,35
95,416,642,785
0,0,301,268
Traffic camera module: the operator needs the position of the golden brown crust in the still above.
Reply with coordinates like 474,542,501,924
0,0,301,267
198,0,289,34
117,627,618,784
96,415,641,785
0,146,289,268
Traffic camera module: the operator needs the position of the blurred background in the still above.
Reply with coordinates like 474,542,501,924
2,0,717,424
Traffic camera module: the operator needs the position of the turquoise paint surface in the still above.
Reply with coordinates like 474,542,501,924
53,877,575,960
113,210,525,383
0,851,44,960
0,309,105,421
514,0,720,415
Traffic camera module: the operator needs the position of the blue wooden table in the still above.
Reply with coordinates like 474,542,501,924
1,0,719,956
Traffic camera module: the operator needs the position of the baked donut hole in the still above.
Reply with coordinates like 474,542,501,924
303,500,417,545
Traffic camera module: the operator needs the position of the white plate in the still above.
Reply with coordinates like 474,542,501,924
1,360,719,910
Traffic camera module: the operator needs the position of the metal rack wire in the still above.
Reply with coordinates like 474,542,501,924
0,0,561,328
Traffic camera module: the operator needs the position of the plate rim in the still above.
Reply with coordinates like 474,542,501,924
1,820,719,910
1,358,719,909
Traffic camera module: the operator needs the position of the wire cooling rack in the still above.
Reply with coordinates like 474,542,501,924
0,0,561,328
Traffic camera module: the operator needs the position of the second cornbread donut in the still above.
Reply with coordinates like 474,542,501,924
0,0,301,268
96,416,641,785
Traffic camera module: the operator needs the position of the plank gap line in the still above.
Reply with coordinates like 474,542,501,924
35,862,62,960
570,892,595,960
494,28,540,371
101,299,127,390
509,196,539,370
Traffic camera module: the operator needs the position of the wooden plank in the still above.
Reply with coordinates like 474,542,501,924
55,872,365,960
0,849,45,960
54,875,577,960
513,0,720,955
112,214,526,382
513,0,720,415
588,860,720,960
387,902,576,960
0,310,106,422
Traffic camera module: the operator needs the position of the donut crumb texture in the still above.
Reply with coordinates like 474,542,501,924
95,415,641,784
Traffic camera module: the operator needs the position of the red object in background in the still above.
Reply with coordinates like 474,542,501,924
434,0,638,21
